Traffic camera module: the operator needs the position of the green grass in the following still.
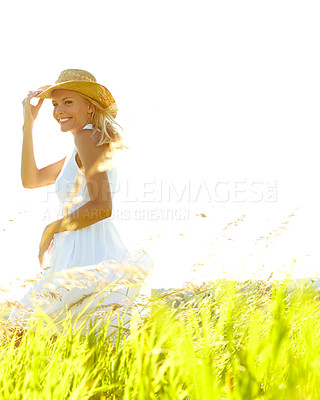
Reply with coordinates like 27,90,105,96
1,279,320,399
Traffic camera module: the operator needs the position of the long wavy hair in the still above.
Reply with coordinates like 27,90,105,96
79,93,130,154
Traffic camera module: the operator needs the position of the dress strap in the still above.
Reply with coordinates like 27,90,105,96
83,123,93,129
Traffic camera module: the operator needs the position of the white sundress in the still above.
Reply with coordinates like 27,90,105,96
9,124,154,334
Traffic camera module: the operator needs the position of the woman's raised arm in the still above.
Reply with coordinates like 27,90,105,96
21,89,66,188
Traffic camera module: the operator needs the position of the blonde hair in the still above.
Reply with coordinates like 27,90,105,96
79,93,130,154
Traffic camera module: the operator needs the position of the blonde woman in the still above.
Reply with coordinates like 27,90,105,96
9,69,153,331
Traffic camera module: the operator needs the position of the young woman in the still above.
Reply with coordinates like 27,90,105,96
9,69,153,332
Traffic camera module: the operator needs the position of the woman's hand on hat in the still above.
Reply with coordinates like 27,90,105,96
22,88,45,124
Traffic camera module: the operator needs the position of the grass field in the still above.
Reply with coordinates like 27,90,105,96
1,278,320,399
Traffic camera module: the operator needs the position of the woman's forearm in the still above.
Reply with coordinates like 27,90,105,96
21,122,39,188
21,90,44,188
49,200,112,234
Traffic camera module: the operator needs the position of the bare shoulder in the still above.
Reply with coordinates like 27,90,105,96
74,128,110,150
74,129,97,150
74,130,112,173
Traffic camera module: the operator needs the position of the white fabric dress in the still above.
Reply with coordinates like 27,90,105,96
9,124,153,334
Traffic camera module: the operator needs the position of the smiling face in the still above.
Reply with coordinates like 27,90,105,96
51,89,94,135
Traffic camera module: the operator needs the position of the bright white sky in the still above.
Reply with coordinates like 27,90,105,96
1,0,320,292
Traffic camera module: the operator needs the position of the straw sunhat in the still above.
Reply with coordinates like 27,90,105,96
37,69,117,116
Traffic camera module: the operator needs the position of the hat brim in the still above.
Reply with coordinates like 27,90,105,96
36,81,116,114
